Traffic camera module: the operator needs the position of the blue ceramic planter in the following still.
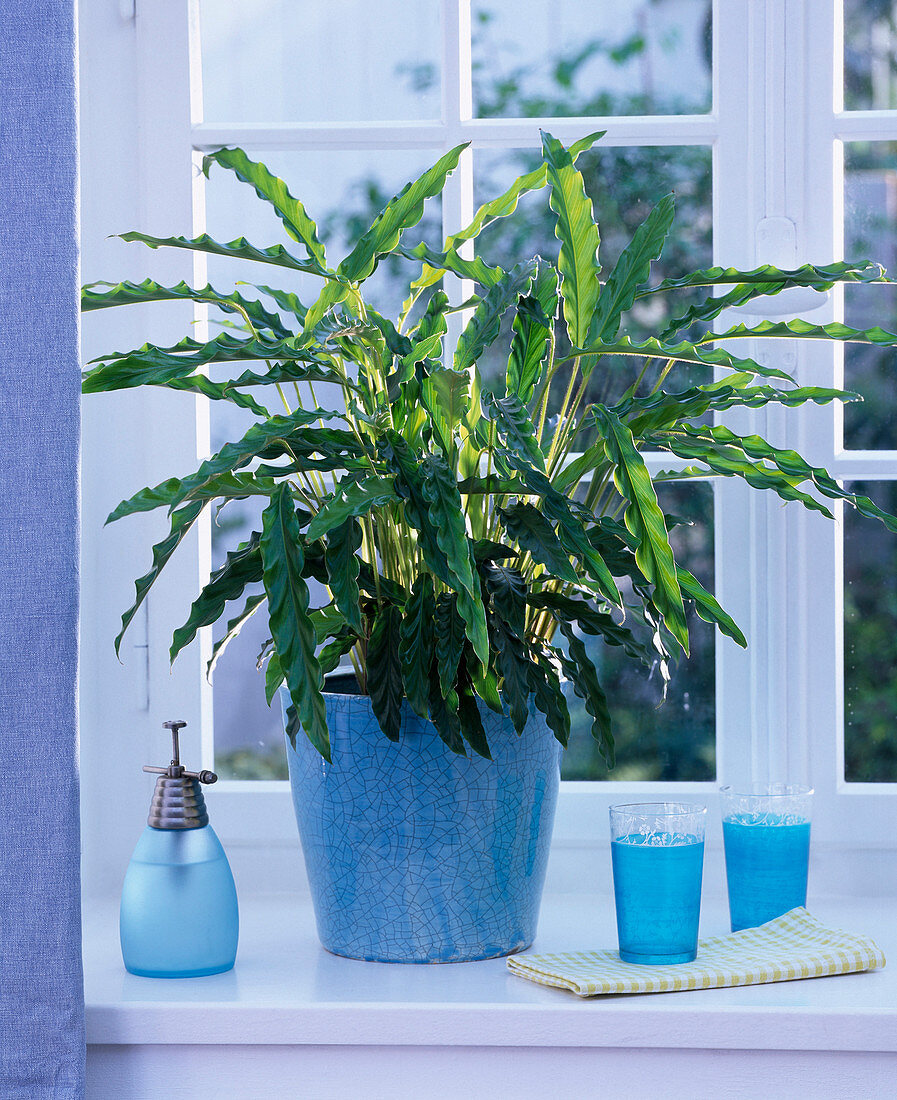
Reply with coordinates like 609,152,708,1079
284,693,561,963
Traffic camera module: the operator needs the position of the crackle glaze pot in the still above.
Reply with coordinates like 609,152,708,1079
284,692,561,963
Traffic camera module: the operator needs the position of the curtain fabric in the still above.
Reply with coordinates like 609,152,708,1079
0,2,84,1096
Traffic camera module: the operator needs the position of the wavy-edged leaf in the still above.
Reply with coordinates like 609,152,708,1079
507,260,560,404
325,518,363,634
453,260,537,373
589,192,675,342
698,316,897,350
483,563,530,733
650,426,839,519
527,590,651,665
566,333,796,383
670,423,897,533
261,485,328,759
410,129,606,296
114,500,204,656
428,672,465,755
637,259,889,300
401,241,504,292
501,452,620,606
485,391,545,472
166,410,356,514
81,277,293,337
207,592,266,678
170,532,263,663
203,147,328,268
435,592,465,695
612,381,858,438
250,282,307,324
594,405,688,653
456,681,492,759
498,501,577,584
399,575,436,719
119,230,334,279
339,144,467,283
677,566,746,648
529,651,570,748
306,475,398,542
558,625,614,766
541,130,601,350
108,472,281,525
367,603,404,742
420,451,490,666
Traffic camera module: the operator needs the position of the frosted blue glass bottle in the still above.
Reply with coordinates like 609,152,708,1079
120,720,239,977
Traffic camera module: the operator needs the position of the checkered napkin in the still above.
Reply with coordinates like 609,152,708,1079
506,908,886,997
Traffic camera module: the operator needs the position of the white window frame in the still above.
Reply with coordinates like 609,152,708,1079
80,0,897,900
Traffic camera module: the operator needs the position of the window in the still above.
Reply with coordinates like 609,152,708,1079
79,0,897,898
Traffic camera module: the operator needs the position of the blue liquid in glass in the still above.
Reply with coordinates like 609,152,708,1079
120,825,239,977
723,815,810,932
611,833,705,964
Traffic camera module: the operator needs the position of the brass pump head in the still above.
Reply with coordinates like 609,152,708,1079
143,720,218,830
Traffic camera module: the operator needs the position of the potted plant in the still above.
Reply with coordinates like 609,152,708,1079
83,132,897,962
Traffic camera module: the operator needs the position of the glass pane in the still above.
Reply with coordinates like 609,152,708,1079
844,480,897,781
844,0,897,111
473,143,713,398
199,0,441,123
844,142,897,450
205,149,443,779
562,482,716,782
471,0,712,118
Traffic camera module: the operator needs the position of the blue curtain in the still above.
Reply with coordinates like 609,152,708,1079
0,2,84,1096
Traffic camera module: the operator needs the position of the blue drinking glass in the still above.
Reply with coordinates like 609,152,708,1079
721,784,813,932
610,802,707,965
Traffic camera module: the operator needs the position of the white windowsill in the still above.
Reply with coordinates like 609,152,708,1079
84,890,896,1054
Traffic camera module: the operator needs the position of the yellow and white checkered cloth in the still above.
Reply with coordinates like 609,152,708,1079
506,908,885,997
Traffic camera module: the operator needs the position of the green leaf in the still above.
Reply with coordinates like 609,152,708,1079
435,592,465,696
566,333,796,383
261,484,328,759
485,392,545,472
638,259,889,300
527,591,651,665
541,130,601,349
118,230,334,278
318,629,357,676
528,652,570,748
589,193,675,342
81,277,292,337
594,405,688,654
114,500,204,656
558,625,614,767
338,144,467,283
498,502,578,584
428,673,465,755
420,452,490,667
367,603,404,742
265,651,285,705
203,147,328,268
401,241,505,292
677,566,747,648
456,682,493,759
207,592,266,679
453,260,537,373
506,261,560,404
483,563,530,734
700,316,897,350
306,475,399,542
399,575,436,719
420,368,470,459
170,532,263,663
325,518,363,634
